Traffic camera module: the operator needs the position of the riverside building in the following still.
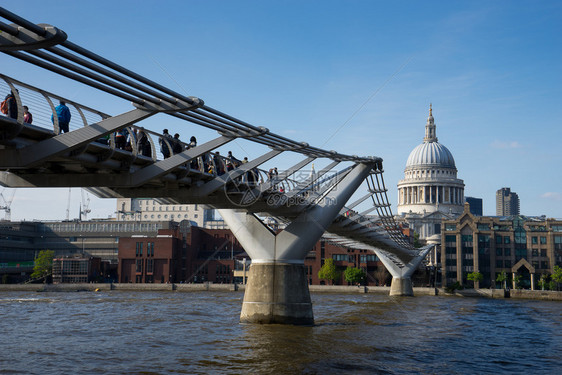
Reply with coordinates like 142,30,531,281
116,198,226,229
441,203,562,289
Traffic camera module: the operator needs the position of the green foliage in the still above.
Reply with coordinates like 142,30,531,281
31,250,54,282
344,267,366,285
318,259,340,285
537,274,550,291
513,274,523,289
467,271,483,288
548,280,557,291
496,271,507,289
552,266,562,290
445,281,463,293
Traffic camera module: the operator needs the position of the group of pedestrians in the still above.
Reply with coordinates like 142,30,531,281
2,91,71,132
159,129,197,159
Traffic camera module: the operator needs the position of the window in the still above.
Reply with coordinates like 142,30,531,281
504,248,511,256
504,260,511,268
532,249,538,257
504,237,511,244
540,236,547,244
136,259,143,273
146,259,154,273
496,248,502,256
445,224,456,231
136,242,143,257
333,254,348,261
496,236,502,244
540,249,547,257
496,260,503,268
532,237,538,245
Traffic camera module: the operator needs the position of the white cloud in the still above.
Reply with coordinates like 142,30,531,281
541,192,562,201
490,140,522,149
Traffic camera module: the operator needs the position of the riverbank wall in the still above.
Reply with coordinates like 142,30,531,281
0,283,561,301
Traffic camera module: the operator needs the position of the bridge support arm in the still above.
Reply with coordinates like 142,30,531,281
374,245,433,296
218,162,375,325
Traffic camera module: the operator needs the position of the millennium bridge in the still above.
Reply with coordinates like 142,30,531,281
0,7,432,325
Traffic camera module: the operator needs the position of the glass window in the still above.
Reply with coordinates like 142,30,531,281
496,260,503,268
532,237,538,244
504,237,511,244
445,224,456,231
496,236,502,244
504,260,511,268
540,249,547,257
532,249,538,257
496,248,502,256
540,236,547,244
505,248,511,256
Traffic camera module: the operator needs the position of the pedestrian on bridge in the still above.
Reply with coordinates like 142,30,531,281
159,129,173,158
23,106,32,124
51,100,71,133
172,133,184,154
2,91,17,119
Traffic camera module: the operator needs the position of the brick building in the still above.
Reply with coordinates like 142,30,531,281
118,225,396,286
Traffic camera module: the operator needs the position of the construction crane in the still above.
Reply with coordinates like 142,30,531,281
0,188,16,221
80,189,91,221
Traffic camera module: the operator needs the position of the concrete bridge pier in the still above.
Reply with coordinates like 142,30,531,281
241,262,313,325
219,163,374,325
389,277,414,296
375,246,433,296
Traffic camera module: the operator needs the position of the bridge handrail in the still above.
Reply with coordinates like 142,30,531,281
0,8,380,164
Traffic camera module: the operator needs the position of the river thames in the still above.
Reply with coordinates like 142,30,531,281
1,291,561,374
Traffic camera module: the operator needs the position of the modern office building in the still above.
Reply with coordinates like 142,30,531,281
465,197,483,216
0,220,179,282
441,203,562,289
496,187,520,216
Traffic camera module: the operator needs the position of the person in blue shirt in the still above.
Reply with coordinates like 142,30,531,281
51,100,71,133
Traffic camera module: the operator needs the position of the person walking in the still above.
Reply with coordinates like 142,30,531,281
172,133,183,154
2,91,18,119
159,129,173,158
51,100,71,133
23,105,33,124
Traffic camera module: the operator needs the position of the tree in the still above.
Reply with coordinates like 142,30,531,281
467,271,483,288
496,271,508,289
344,267,366,286
31,250,54,283
318,259,340,285
513,274,523,289
374,266,389,286
552,265,562,291
537,274,550,291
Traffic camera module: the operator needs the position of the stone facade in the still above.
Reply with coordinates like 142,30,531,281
397,105,465,242
441,203,562,289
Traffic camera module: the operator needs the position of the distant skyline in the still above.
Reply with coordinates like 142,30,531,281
1,0,561,221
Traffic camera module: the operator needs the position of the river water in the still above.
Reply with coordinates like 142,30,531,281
0,291,560,374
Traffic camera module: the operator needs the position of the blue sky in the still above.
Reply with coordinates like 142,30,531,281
1,0,561,220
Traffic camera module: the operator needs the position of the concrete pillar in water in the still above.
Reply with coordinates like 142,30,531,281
219,163,374,325
374,245,433,297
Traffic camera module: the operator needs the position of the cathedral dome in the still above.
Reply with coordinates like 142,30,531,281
405,104,456,170
406,141,456,169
